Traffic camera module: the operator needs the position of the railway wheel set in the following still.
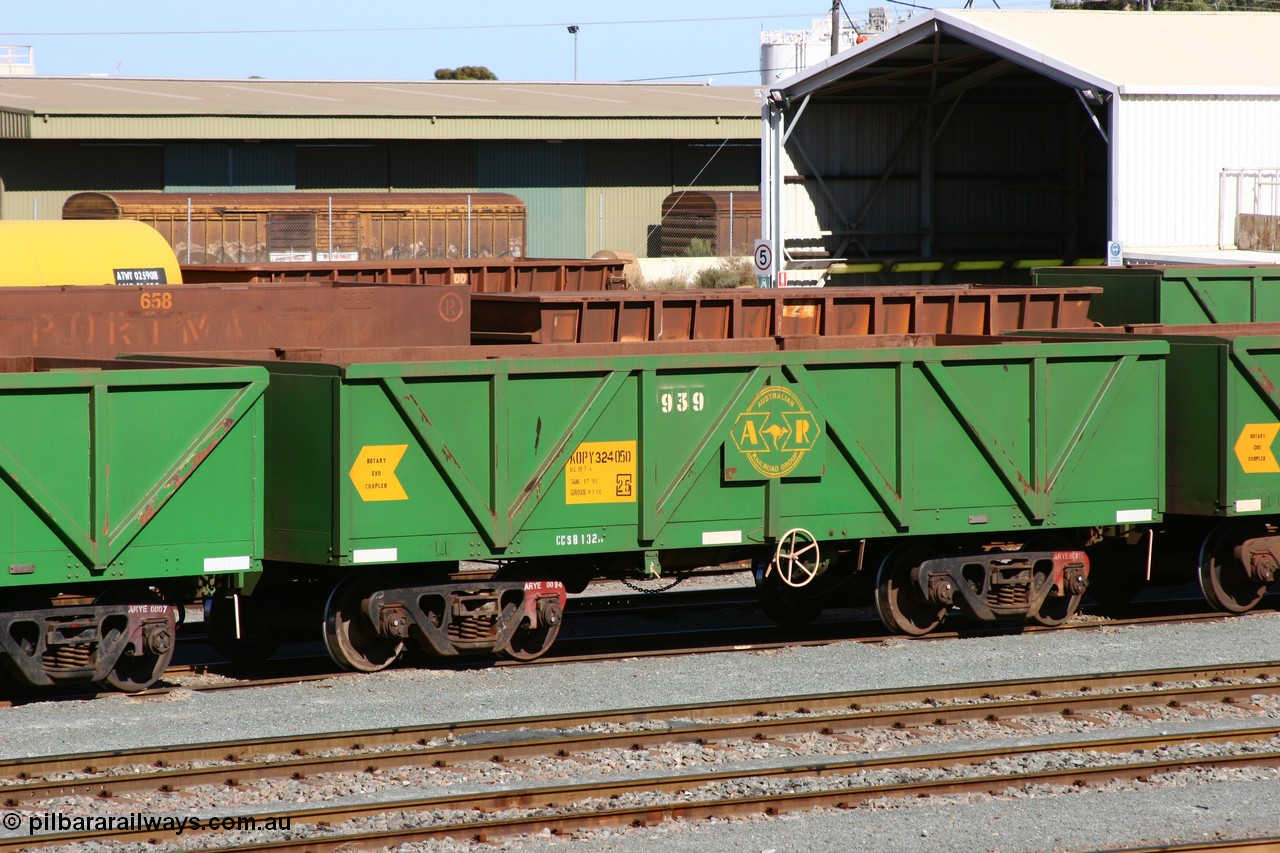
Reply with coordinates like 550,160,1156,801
0,227,1278,693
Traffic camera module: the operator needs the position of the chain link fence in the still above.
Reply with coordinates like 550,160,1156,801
68,191,761,262
141,196,527,263
656,191,760,258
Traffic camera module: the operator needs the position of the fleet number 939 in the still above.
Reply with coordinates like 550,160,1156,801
659,389,705,414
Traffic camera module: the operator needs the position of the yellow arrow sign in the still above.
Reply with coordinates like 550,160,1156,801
1234,424,1280,474
349,444,408,501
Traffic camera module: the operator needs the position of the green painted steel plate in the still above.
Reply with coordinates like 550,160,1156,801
0,359,267,589
1034,266,1280,326
255,338,1166,567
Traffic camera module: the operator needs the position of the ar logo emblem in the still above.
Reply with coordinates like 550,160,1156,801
732,386,821,478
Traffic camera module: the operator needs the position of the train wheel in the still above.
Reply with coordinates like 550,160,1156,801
874,544,945,636
203,595,280,665
1198,523,1266,614
322,574,404,672
94,587,175,692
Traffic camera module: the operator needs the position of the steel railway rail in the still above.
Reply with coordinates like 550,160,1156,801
5,722,1280,850
1100,840,1280,852
1,662,1277,811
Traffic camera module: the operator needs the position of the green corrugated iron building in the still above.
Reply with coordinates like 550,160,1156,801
0,79,760,258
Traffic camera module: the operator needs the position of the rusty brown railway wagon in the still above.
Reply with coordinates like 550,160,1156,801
660,191,761,257
180,257,627,292
469,284,1099,344
0,282,471,358
63,192,527,264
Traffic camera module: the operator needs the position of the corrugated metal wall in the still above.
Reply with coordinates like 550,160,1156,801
583,140,660,255
584,141,757,257
0,109,30,139
478,141,585,258
165,143,295,192
1118,95,1280,250
781,95,1106,269
0,140,163,220
0,137,758,257
782,101,928,259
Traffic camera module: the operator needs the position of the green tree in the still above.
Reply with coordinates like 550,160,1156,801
434,66,498,80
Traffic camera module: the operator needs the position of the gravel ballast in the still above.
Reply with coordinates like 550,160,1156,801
2,599,1280,852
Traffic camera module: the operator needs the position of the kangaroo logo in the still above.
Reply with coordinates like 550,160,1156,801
731,386,821,478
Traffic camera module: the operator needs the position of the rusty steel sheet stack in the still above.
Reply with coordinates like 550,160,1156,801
180,257,628,292
0,282,470,358
468,285,1099,344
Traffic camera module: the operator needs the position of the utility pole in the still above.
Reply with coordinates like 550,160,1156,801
830,1,841,56
567,26,579,81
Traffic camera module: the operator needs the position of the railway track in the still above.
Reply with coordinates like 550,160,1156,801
2,662,1279,849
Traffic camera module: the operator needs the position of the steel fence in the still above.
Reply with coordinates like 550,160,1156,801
1220,168,1280,251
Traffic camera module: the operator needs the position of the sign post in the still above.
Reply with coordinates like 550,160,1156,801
753,239,774,288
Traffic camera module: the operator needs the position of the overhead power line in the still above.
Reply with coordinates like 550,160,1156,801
0,12,828,38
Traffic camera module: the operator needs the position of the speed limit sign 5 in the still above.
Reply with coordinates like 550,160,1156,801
753,239,773,272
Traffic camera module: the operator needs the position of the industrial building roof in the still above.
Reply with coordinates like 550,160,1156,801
0,78,758,117
0,78,762,140
781,10,1280,99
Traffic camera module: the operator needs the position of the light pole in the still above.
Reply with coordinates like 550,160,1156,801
567,25,579,81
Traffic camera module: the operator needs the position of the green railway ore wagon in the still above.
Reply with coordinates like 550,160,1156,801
0,358,267,691
1033,266,1280,326
1041,323,1280,616
212,334,1167,669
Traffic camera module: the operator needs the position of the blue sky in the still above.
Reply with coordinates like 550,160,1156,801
0,2,1037,84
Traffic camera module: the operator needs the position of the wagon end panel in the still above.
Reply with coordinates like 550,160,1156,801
0,364,266,588
1163,340,1227,516
263,370,340,565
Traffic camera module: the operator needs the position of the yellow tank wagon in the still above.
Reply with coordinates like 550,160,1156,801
0,220,181,286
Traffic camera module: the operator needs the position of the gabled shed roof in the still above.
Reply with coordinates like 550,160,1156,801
779,10,1280,100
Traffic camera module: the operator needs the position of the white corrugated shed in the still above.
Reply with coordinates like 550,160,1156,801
762,10,1280,282
934,10,1280,94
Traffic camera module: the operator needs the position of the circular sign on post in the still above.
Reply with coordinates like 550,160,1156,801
753,239,773,273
